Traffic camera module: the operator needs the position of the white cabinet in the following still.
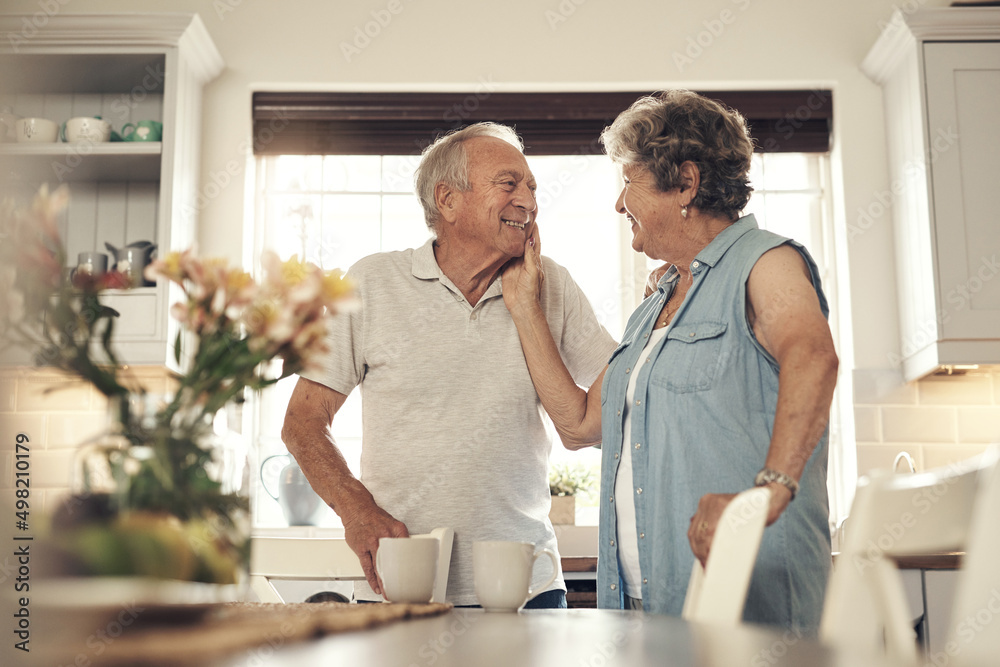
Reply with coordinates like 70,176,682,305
862,8,1000,381
0,14,223,367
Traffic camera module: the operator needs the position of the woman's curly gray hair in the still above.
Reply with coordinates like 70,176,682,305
601,90,754,220
414,122,524,231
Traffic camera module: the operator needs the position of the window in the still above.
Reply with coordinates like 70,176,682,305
251,90,844,531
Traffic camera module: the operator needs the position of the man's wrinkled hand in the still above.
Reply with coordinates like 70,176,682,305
342,502,408,596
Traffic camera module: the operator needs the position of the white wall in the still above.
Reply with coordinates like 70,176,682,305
7,0,997,480
3,0,919,368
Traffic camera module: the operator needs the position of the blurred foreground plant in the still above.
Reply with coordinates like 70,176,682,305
2,185,353,582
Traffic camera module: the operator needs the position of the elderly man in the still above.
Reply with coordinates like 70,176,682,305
281,122,616,607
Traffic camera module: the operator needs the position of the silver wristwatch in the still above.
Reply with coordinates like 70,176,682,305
754,467,799,500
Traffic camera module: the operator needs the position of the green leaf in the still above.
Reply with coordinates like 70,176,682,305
173,330,183,365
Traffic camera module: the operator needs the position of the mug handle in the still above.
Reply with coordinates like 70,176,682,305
121,122,135,139
526,548,559,599
259,453,291,501
60,121,66,142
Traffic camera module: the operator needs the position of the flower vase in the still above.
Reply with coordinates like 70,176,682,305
549,494,576,525
55,393,251,597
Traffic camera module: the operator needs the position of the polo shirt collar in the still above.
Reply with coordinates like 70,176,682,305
411,238,441,280
410,238,504,303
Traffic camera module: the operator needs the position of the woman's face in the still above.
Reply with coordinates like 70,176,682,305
615,164,679,261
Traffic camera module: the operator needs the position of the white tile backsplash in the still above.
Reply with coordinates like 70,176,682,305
853,407,880,442
956,407,1000,443
853,369,1000,479
917,373,993,405
881,407,957,443
922,444,993,471
0,414,45,450
30,450,75,488
16,375,94,412
853,369,919,405
46,412,108,450
856,442,925,477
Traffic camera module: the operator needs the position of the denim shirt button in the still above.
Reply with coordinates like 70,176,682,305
611,583,617,591
609,496,614,502
625,367,631,374
634,443,641,449
640,532,645,539
636,487,643,495
614,453,619,459
643,578,648,584
610,539,615,547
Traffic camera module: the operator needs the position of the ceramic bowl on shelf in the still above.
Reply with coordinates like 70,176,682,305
15,117,58,143
62,116,112,143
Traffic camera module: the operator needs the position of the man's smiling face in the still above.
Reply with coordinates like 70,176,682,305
452,136,538,262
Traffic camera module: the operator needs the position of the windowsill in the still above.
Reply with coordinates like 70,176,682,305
252,525,346,539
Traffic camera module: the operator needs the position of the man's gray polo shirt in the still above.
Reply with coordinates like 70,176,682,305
303,239,617,605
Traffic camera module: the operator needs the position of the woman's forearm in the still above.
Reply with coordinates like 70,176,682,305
511,304,604,449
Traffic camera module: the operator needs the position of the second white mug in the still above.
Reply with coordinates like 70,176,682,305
473,541,558,612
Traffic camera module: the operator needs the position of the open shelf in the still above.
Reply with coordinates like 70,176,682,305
0,142,161,182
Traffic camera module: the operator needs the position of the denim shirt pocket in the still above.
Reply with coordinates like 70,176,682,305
649,321,728,393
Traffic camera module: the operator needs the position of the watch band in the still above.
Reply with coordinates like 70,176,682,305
754,467,799,500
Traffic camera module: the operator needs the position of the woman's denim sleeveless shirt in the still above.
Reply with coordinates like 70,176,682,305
596,214,832,633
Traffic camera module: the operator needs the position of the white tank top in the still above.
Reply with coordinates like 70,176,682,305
616,325,668,598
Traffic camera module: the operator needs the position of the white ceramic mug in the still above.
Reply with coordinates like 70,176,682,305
473,541,558,612
375,536,439,603
63,116,111,143
15,117,58,143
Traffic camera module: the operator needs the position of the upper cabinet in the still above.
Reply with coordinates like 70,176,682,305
0,13,223,367
863,8,1000,381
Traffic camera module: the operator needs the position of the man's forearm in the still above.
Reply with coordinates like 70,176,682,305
281,412,374,520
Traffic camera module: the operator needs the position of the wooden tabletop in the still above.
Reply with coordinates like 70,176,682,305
831,552,963,570
225,608,905,667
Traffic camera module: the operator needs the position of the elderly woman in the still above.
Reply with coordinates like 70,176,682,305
502,90,838,632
